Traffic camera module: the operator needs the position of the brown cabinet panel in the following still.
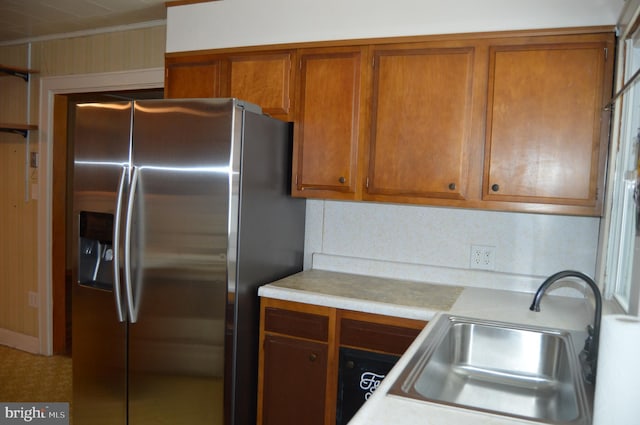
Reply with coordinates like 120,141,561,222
228,52,294,120
165,58,222,98
292,47,367,199
339,318,422,355
366,45,476,201
264,306,329,342
262,334,328,425
484,39,612,209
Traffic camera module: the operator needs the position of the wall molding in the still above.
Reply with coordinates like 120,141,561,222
0,328,39,354
0,20,166,47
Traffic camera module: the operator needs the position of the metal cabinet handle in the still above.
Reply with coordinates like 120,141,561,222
112,165,128,322
491,184,500,192
448,183,456,190
309,353,318,362
338,176,346,184
124,166,140,324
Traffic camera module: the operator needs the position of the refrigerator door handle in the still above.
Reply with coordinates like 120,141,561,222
112,165,128,322
124,165,140,323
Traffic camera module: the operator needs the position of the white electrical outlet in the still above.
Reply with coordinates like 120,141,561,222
470,245,496,270
28,291,39,308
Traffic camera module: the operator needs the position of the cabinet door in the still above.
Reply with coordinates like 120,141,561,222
227,51,294,120
292,47,367,199
165,58,221,98
262,334,328,425
483,38,613,211
365,44,476,202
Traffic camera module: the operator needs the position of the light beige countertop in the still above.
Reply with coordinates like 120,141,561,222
259,269,464,320
259,269,592,329
259,269,597,425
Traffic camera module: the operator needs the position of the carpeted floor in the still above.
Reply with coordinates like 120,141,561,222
0,344,72,404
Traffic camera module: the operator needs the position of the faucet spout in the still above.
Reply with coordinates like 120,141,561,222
529,270,602,385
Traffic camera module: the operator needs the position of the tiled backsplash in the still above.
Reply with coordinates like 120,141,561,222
304,200,600,295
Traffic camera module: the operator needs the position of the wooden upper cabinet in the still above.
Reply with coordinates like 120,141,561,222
483,34,614,213
227,51,295,120
165,56,222,98
292,47,368,199
164,28,615,215
365,44,477,202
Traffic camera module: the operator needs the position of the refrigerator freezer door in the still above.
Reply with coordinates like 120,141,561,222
72,101,132,425
126,99,236,424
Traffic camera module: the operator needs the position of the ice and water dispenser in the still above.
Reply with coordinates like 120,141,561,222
78,211,115,290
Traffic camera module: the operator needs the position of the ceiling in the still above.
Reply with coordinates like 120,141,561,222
0,0,167,44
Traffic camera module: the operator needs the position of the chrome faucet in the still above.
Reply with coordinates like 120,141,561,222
529,270,601,385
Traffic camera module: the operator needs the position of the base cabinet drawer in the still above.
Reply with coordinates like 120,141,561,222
340,318,422,355
264,306,329,341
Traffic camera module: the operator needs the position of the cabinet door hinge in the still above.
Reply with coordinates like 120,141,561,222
365,177,370,189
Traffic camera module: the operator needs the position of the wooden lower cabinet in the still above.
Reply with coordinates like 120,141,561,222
262,334,328,425
257,298,426,425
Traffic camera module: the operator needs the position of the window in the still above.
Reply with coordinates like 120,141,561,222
605,28,640,314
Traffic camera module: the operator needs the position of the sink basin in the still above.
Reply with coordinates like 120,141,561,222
389,315,591,424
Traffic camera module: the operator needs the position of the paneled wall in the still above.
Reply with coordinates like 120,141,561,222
0,45,38,342
0,24,165,347
31,26,166,75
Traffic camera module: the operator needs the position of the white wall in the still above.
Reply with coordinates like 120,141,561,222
304,201,600,294
166,0,623,52
167,0,623,295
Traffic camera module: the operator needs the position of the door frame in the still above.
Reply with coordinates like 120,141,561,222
38,68,164,355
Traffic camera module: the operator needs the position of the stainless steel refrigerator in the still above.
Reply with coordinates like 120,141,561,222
71,98,305,425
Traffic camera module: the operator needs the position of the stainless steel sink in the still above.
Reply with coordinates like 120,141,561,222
389,315,591,424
